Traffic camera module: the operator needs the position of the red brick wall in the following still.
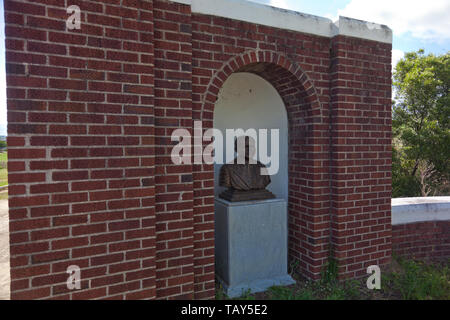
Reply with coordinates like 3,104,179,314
330,36,392,278
153,0,195,299
5,0,393,300
190,14,332,281
392,221,450,261
6,0,157,299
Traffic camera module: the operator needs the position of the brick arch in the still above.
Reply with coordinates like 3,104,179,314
192,50,331,298
199,50,323,124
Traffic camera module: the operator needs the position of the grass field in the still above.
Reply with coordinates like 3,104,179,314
216,256,450,300
0,152,7,187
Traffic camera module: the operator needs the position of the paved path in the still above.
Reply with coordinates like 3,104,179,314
0,197,9,300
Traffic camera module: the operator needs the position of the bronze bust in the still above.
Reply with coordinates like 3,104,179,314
219,136,275,202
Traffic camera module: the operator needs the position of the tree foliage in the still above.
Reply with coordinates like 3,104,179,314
392,50,450,197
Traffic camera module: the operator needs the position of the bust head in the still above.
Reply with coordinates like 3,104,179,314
234,135,256,162
219,135,274,201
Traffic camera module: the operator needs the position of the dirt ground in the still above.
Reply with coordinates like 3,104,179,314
0,195,9,300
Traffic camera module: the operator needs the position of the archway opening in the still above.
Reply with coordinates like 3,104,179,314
213,72,289,201
193,54,329,296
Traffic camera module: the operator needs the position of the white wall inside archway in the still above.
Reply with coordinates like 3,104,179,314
213,72,289,201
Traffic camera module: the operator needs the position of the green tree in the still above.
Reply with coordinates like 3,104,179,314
393,50,450,197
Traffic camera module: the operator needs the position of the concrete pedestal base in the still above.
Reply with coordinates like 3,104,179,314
214,197,295,298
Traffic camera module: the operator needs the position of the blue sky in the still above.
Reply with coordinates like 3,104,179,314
0,0,449,135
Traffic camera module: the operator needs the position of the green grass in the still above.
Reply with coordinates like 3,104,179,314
382,257,450,300
267,285,315,300
216,257,362,300
215,256,450,300
0,152,7,187
0,169,7,187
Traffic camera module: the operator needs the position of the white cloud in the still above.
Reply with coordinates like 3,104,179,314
391,49,405,100
392,49,405,72
338,0,450,41
269,0,290,9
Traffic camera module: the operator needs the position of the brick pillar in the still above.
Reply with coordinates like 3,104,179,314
330,35,392,278
153,0,195,299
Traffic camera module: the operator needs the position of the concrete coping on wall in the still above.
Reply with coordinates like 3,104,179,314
392,197,450,225
171,0,393,44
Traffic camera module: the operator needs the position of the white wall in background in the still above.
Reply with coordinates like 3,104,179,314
213,72,289,201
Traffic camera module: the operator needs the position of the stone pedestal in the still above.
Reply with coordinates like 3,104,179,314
214,197,295,298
